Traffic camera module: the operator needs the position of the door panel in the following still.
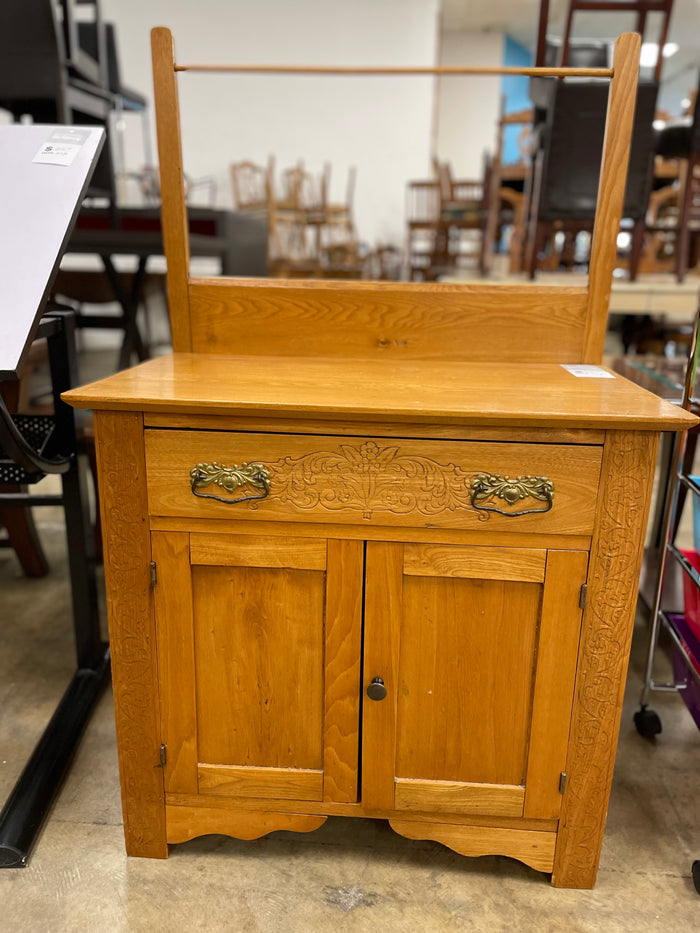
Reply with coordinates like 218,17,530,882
397,574,541,786
154,530,362,804
363,542,586,819
192,561,325,770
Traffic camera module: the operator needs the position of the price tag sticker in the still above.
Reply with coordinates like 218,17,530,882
561,364,615,378
32,128,91,167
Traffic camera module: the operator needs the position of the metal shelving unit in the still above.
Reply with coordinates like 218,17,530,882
634,302,700,895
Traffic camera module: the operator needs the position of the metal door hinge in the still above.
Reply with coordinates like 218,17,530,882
559,771,567,794
579,584,587,610
150,561,157,587
158,744,166,768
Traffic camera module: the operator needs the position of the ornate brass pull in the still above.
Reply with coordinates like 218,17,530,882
469,473,554,517
190,461,271,505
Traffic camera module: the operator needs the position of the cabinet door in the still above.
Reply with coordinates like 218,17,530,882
362,542,587,820
152,531,363,804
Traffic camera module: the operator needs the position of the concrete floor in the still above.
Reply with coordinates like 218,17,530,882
1,330,699,930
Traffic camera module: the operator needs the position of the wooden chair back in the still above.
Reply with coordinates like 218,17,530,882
282,164,323,213
230,159,270,213
321,163,356,233
151,27,640,365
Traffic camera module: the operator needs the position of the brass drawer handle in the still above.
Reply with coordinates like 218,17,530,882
469,473,554,517
190,461,271,505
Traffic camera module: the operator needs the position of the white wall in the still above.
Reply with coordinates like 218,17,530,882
435,30,504,178
101,0,440,249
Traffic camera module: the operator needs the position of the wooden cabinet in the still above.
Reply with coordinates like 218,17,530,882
62,25,698,890
64,358,695,887
153,526,586,822
363,543,587,822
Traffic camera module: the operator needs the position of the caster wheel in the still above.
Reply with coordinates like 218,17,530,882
634,706,662,737
692,860,700,895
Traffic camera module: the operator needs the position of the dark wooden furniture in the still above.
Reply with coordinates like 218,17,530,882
0,1,120,199
535,0,674,80
655,82,700,281
525,0,675,279
406,180,441,280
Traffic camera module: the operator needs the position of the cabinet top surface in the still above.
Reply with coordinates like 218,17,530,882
62,353,698,432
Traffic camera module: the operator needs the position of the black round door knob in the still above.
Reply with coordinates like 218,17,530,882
366,677,387,701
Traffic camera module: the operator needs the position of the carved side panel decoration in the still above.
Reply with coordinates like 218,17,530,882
95,411,167,858
552,431,658,888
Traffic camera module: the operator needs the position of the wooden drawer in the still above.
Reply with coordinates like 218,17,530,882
144,429,602,535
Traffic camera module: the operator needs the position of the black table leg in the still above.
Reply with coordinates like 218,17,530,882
0,310,109,867
100,254,150,369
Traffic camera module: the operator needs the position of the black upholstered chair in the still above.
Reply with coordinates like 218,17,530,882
524,0,674,279
526,76,658,279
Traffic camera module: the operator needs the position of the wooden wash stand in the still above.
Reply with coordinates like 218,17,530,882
63,29,697,887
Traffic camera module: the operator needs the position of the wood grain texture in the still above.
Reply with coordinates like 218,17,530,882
145,430,602,535
166,805,326,844
94,410,167,858
188,278,590,363
396,572,541,786
404,543,546,582
362,542,403,809
150,514,592,552
192,562,325,770
552,430,658,888
388,820,556,872
523,550,588,820
166,792,558,830
190,532,326,569
323,539,363,803
584,33,641,363
394,779,524,817
151,27,191,351
152,531,197,795
175,63,613,77
197,765,323,800
143,411,607,445
63,354,698,433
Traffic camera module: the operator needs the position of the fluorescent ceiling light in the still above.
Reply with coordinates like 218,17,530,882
640,42,679,67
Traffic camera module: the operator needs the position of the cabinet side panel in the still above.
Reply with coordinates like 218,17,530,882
94,410,167,857
324,539,363,803
553,430,658,888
